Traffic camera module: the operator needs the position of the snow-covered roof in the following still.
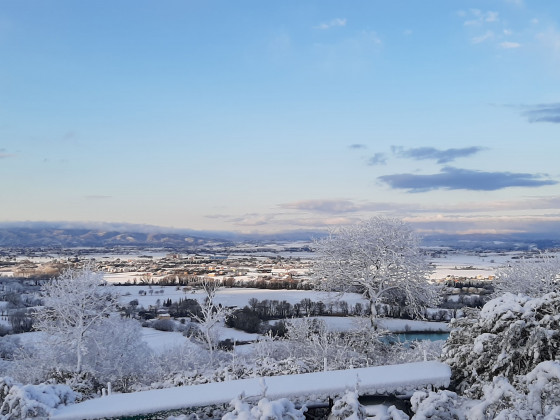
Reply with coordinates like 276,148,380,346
52,361,450,420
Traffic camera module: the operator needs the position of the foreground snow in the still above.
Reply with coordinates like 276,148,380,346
51,361,451,420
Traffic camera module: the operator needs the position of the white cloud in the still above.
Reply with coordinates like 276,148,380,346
472,31,494,44
486,11,499,22
314,18,347,30
464,10,499,26
504,0,524,7
500,41,521,48
536,28,560,54
503,29,513,36
531,18,539,25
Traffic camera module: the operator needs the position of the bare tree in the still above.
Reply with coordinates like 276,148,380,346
313,217,439,329
494,251,560,297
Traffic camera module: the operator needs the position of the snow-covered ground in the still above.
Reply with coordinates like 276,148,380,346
289,316,448,334
427,250,546,279
51,361,451,420
140,328,191,353
142,325,258,354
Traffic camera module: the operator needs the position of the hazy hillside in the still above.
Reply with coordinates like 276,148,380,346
0,226,213,248
1,222,559,250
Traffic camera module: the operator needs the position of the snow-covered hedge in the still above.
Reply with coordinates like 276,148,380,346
442,292,560,398
328,390,366,420
221,395,306,420
411,357,560,418
0,377,77,420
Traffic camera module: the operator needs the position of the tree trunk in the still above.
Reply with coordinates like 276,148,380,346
76,334,83,375
369,300,379,330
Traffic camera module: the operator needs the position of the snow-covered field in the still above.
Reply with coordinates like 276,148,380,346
116,286,368,309
142,325,259,354
291,316,448,334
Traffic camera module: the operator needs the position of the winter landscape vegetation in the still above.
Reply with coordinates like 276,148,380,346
3,0,560,418
0,219,558,419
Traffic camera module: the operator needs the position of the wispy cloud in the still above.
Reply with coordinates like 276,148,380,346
349,144,367,150
367,153,387,166
287,216,359,228
406,214,560,236
281,200,359,213
536,27,560,57
314,18,347,30
0,148,15,159
500,41,521,48
280,199,420,214
391,146,485,164
504,0,524,7
523,103,560,123
464,9,499,26
227,213,277,227
472,30,495,44
378,166,557,192
281,196,560,216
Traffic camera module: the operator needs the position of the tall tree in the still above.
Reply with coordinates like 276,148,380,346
34,265,119,375
313,217,438,329
190,278,231,362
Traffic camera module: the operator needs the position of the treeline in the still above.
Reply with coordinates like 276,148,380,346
225,298,459,335
123,297,204,320
115,274,314,290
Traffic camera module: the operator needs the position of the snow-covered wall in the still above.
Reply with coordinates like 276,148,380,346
52,361,450,420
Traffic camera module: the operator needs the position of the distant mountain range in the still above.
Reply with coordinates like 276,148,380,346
0,222,322,248
0,222,559,250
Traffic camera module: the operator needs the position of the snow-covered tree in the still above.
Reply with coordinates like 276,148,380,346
442,292,560,399
191,279,231,361
34,265,117,374
410,361,560,419
33,265,119,377
85,315,152,392
494,252,560,297
313,217,438,329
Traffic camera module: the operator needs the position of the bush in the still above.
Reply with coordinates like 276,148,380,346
0,378,77,420
152,319,175,332
222,395,306,420
329,390,367,420
410,389,469,420
225,308,262,333
442,292,560,398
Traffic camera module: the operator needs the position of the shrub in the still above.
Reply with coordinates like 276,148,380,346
152,319,175,332
442,292,560,398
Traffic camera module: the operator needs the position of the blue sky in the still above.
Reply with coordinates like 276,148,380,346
2,0,560,235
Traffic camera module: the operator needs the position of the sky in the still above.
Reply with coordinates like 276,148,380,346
1,0,560,235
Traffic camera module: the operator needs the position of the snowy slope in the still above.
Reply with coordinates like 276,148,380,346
52,361,450,420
